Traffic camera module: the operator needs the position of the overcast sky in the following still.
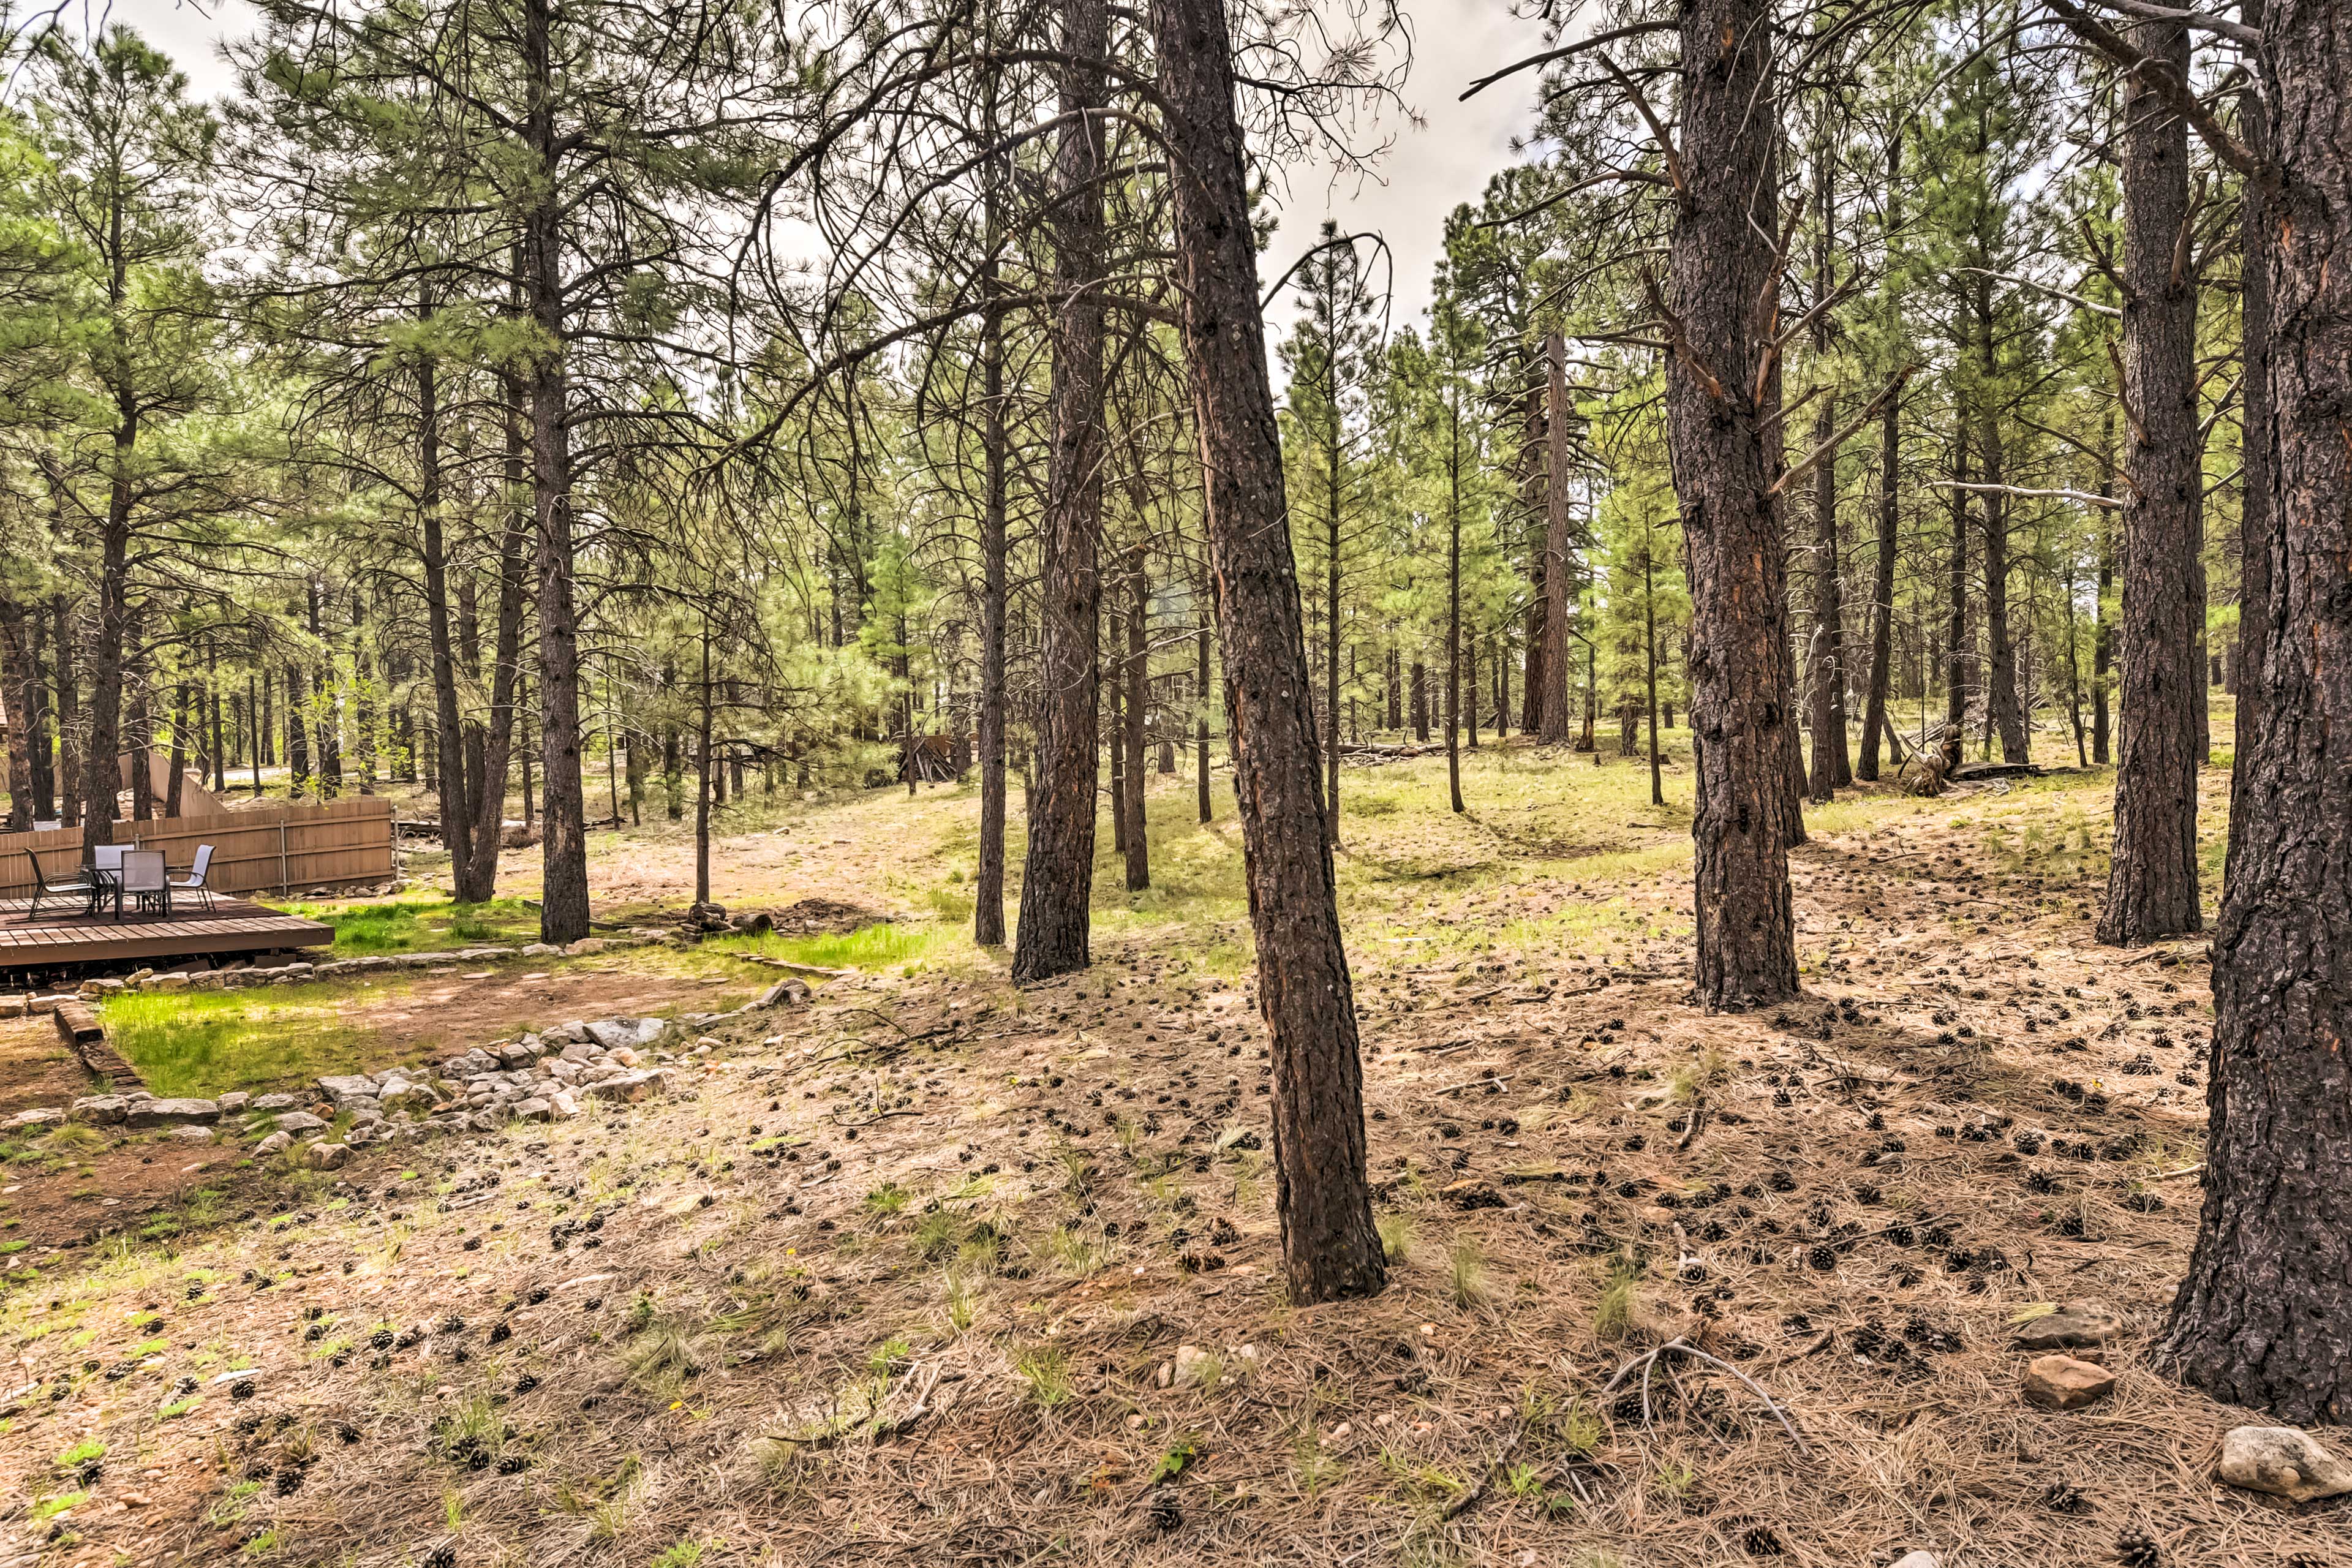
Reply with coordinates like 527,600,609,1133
107,0,1550,333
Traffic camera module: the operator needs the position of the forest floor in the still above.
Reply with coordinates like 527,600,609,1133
2,715,2339,1568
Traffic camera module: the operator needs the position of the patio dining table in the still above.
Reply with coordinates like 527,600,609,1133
88,850,171,922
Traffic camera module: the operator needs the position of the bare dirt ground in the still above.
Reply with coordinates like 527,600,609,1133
0,742,2335,1568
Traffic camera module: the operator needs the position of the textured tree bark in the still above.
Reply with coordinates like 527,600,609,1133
416,344,476,883
52,598,78,827
1196,614,1212,823
461,440,529,905
2094,412,2116,765
2098,15,2202,947
29,614,53,818
1973,277,2029,764
1858,356,1900,782
285,661,311,800
1667,0,1801,1010
1324,369,1343,844
1540,333,1575,744
1943,432,1972,772
1011,0,1106,986
1446,446,1465,815
1109,641,1126,855
1124,551,1150,891
2158,0,2351,1423
1804,143,1847,801
2226,0,2271,846
306,582,342,796
1148,0,1385,1303
974,253,1009,946
521,0,589,944
0,594,32,830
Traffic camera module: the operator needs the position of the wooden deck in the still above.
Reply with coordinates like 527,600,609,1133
0,896,334,970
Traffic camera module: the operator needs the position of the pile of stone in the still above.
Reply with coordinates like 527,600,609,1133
53,929,683,1003
2,1012,704,1168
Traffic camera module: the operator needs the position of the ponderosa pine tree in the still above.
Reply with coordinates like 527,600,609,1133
1147,0,1385,1302
2095,13,2203,947
1011,0,1107,985
1666,0,1801,1009
2120,0,2352,1424
32,28,221,853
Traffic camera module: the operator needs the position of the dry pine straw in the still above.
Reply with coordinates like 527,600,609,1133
2,823,2345,1568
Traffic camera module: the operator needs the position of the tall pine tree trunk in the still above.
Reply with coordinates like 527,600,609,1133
462,424,529,903
1858,331,1901,781
2158,0,2352,1422
1943,431,1972,771
417,339,477,881
1150,0,1384,1302
1124,551,1150,891
1011,0,1107,984
521,0,590,944
1539,332,1574,743
1196,613,1212,823
1446,443,1464,815
1668,0,1800,1009
975,248,1010,946
2226,0,2272,846
2098,14,2202,946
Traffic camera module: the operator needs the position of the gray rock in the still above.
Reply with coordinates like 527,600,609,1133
69,1097,127,1125
167,1125,216,1141
316,1074,377,1102
497,1044,537,1071
253,1131,293,1157
306,1141,353,1170
584,1018,639,1051
270,1112,327,1135
2217,1426,2352,1504
2013,1302,2124,1351
467,1110,503,1133
216,1091,251,1115
124,1098,220,1129
3,1108,63,1131
560,1041,598,1065
584,1069,675,1104
251,1093,300,1112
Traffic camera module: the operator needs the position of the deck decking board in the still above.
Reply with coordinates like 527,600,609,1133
0,896,334,969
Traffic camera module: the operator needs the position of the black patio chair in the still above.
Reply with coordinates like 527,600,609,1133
21,850,99,919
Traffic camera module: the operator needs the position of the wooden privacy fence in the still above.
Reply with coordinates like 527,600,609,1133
0,798,396,901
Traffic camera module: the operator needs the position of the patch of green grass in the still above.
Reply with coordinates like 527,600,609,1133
269,894,543,954
1448,1236,1489,1309
702,921,941,971
1010,1345,1071,1408
1591,1267,1638,1341
98,984,419,1098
